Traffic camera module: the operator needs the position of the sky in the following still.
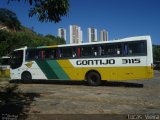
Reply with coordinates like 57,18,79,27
0,0,160,44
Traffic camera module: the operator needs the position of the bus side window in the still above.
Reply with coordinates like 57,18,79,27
25,50,29,60
44,49,49,59
123,41,146,56
35,49,39,59
92,46,98,57
44,49,56,59
62,47,72,58
100,44,109,56
123,44,128,55
26,49,35,60
50,49,56,59
128,41,146,55
102,43,122,56
106,44,115,56
116,44,122,55
77,48,81,58
117,49,120,55
57,49,62,58
99,46,104,56
40,50,45,59
129,49,132,54
72,48,77,58
81,46,93,57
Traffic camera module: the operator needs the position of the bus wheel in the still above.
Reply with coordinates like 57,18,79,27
86,71,101,86
21,71,32,83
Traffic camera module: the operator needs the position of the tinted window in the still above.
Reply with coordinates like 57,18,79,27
10,50,23,69
56,47,79,59
81,46,92,57
72,47,77,58
100,43,122,57
124,41,147,56
26,49,35,60
26,48,57,60
57,48,62,58
62,47,73,58
81,46,99,57
45,49,56,59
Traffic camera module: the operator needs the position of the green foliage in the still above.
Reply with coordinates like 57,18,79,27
153,45,160,61
8,0,69,23
0,8,21,30
45,34,66,44
0,8,66,57
0,30,12,55
0,41,9,57
0,30,66,57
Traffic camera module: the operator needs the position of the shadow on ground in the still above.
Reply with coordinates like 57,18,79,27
0,83,40,120
10,80,143,88
102,81,143,88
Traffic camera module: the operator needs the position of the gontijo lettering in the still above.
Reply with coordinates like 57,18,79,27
76,58,141,66
76,59,115,65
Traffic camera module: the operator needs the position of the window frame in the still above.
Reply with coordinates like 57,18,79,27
122,40,147,56
25,40,147,61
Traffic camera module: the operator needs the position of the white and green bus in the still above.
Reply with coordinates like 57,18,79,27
10,36,153,86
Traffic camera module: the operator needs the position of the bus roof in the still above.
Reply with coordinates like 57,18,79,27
14,35,151,50
37,35,151,48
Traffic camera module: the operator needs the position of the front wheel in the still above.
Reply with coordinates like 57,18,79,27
86,71,101,86
21,71,32,83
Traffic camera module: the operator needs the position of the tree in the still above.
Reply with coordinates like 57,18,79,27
0,8,21,30
45,34,66,44
153,45,160,61
45,34,56,39
8,0,69,23
0,29,66,57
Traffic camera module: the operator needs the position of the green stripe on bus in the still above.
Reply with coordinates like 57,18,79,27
35,60,58,79
46,60,70,80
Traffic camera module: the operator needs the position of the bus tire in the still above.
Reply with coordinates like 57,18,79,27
86,71,101,86
21,71,32,83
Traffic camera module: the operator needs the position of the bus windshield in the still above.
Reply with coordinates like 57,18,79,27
10,50,23,69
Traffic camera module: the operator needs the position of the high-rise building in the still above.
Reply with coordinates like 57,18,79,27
88,27,97,42
58,28,66,41
100,29,108,41
69,25,82,44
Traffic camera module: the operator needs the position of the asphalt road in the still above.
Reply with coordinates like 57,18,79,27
0,71,160,120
